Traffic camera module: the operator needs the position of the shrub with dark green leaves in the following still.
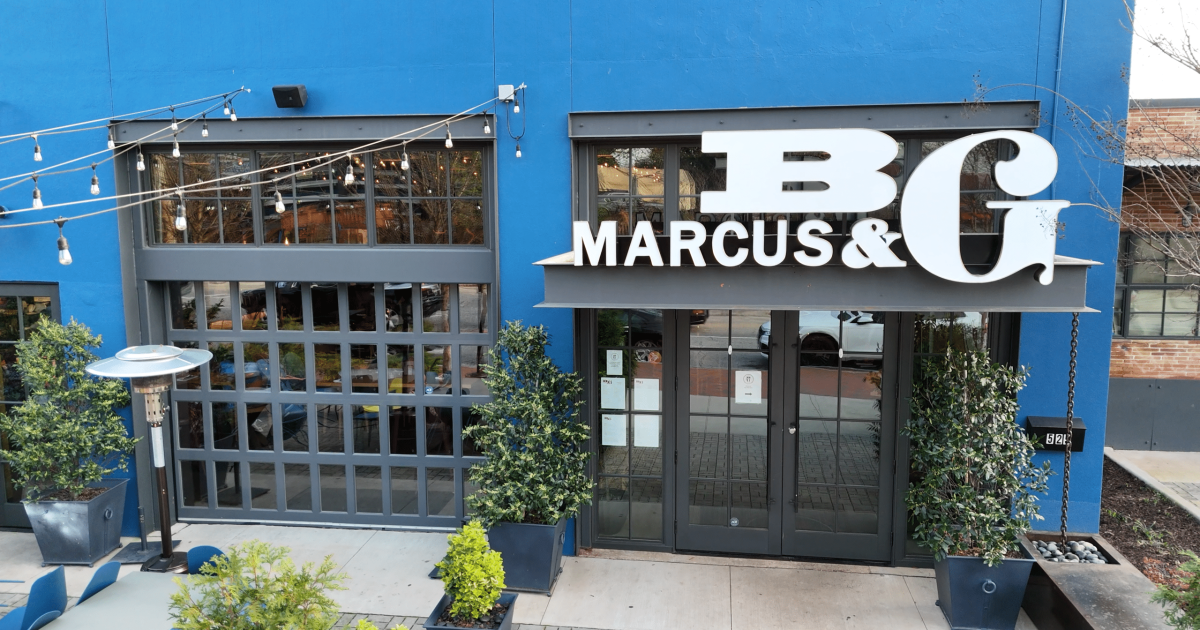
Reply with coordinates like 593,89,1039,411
1153,550,1200,629
905,348,1052,566
169,540,346,630
464,321,590,526
0,318,134,501
436,521,506,621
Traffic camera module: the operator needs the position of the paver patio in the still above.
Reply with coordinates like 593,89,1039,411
0,523,1039,629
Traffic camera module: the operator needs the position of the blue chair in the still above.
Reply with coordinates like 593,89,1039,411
76,562,120,605
186,546,226,575
0,566,66,630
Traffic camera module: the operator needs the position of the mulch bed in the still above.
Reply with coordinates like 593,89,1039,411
1100,457,1200,587
433,602,510,629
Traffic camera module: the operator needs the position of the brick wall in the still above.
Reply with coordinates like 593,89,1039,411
1110,338,1200,379
1127,105,1200,160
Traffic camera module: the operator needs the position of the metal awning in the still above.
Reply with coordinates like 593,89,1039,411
536,253,1099,312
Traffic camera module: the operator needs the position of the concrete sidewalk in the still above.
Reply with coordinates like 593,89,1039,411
1,523,1038,630
1107,447,1200,521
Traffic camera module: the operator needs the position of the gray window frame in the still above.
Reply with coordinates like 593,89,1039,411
1113,232,1200,339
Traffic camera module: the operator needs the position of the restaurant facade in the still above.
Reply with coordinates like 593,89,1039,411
0,0,1132,567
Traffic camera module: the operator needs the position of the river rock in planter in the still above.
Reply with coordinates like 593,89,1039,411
1031,539,1110,566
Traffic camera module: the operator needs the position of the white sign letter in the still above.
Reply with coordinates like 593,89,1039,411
841,218,907,268
794,220,833,266
624,221,664,267
701,129,898,215
752,219,788,267
900,130,1068,284
670,221,707,267
574,221,617,266
712,221,749,267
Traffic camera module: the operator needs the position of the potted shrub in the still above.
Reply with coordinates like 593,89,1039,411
169,539,350,629
463,321,589,593
905,348,1052,630
427,521,516,630
0,319,135,565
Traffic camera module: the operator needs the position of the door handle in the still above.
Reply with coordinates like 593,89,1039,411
788,422,797,435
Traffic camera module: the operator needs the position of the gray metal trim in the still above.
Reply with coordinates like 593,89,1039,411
568,101,1041,139
115,114,496,144
134,248,496,283
1130,98,1200,109
0,283,59,298
539,264,1094,313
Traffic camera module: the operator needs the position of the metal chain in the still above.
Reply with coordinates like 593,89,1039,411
1061,312,1079,545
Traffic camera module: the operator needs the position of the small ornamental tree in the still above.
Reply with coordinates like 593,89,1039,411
0,318,134,501
436,521,506,621
169,540,347,630
905,348,1053,566
464,321,590,526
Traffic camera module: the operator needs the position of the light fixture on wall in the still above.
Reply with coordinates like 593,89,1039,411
54,217,72,265
86,345,213,573
271,85,308,108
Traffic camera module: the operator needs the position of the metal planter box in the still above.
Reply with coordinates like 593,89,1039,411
487,519,567,594
24,478,127,566
934,552,1035,630
425,592,518,630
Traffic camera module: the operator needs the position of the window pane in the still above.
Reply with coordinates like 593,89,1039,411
462,407,483,457
459,284,489,334
679,146,727,194
208,342,234,390
314,344,341,393
391,467,418,515
184,199,222,244
413,200,449,244
174,341,201,390
247,404,273,451
213,466,239,506
375,200,412,244
0,345,19,402
960,140,999,190
461,345,490,396
451,200,484,245
598,477,629,538
1128,313,1163,336
296,200,334,243
19,297,51,337
410,152,446,197
275,283,304,330
597,197,629,234
630,478,663,540
1164,313,1199,336
282,403,309,452
316,404,344,453
278,343,306,391
450,151,483,196
384,284,414,332
1165,289,1199,312
424,344,451,395
1130,289,1165,312
355,466,382,514
177,402,204,449
334,200,368,244
284,463,312,511
153,200,184,244
426,467,455,516
203,282,233,330
421,284,450,332
333,154,365,197
838,488,879,534
374,152,411,197
347,283,375,332
218,152,252,197
235,282,268,331
688,480,728,527
1113,289,1125,336
319,464,347,512
168,282,198,330
180,461,208,507
959,192,996,234
385,345,416,394
311,284,339,331
389,406,417,455
212,402,238,449
243,343,269,390
425,407,453,455
0,297,18,341
221,200,254,244
350,344,378,393
250,463,277,510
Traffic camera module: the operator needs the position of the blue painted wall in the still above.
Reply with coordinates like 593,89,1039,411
0,0,1130,538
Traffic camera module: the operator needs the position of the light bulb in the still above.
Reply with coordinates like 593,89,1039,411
202,119,209,138
107,129,116,150
513,101,520,114
58,240,72,265
136,152,146,171
32,185,42,209
401,152,409,170
515,143,522,158
274,191,285,213
170,108,178,131
175,214,187,231
90,168,100,196
229,107,237,122
223,101,231,116
33,138,42,162
484,118,491,134
344,164,355,185
445,126,453,148
172,137,181,158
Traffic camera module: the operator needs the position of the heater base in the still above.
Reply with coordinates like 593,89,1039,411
141,551,188,573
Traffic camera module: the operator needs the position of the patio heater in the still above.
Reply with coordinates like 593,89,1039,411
86,345,212,573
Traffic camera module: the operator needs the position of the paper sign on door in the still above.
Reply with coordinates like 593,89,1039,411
632,378,659,411
633,415,659,448
600,377,626,409
601,414,627,447
606,350,623,376
735,370,762,405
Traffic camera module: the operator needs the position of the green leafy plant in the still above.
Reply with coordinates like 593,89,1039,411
464,321,590,526
0,318,134,501
1153,550,1200,629
169,540,346,630
436,521,506,621
904,348,1052,566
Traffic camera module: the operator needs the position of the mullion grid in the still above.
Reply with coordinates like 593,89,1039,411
167,280,491,526
1117,233,1200,338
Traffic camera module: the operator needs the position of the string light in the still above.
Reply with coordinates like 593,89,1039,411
31,176,42,209
201,114,209,138
107,127,116,150
170,107,178,131
513,94,520,114
33,136,42,162
172,134,181,158
55,218,71,265
90,164,100,196
401,152,409,170
484,117,491,134
136,149,146,172
223,100,231,116
444,125,453,148
229,106,237,122
274,191,285,213
515,143,522,158
174,190,187,231
344,159,355,185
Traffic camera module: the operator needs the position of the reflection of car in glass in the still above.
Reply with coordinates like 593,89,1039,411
629,309,665,362
689,309,710,325
758,311,885,364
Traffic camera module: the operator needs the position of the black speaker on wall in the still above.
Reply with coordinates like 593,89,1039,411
272,85,308,108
